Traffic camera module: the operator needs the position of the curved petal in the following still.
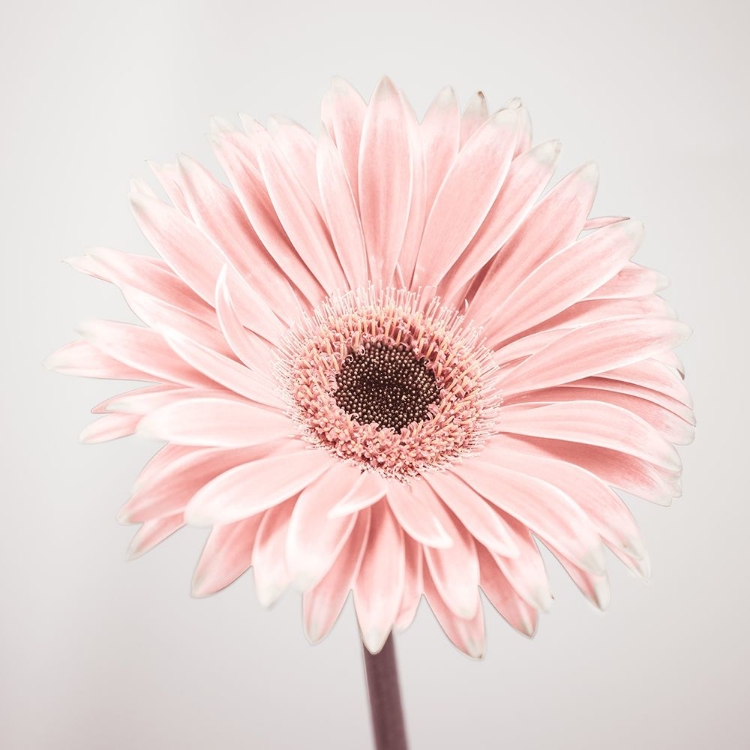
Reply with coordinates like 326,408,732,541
214,266,275,375
460,91,489,145
185,447,335,526
191,514,264,597
252,126,347,293
484,437,646,558
303,508,371,644
395,536,424,631
358,76,413,286
328,471,388,517
413,108,519,288
420,86,460,215
286,462,362,588
440,139,560,304
424,566,485,659
252,499,295,608
451,462,606,574
176,154,300,321
422,470,518,557
321,77,366,209
76,321,213,389
423,512,481,619
470,162,599,326
354,501,405,654
387,480,454,548
126,514,184,560
163,329,284,408
477,545,538,637
79,413,140,444
487,219,644,344
316,130,368,288
498,317,691,397
120,446,271,523
497,401,681,471
137,397,292,447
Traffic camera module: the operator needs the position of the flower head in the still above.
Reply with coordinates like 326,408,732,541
48,77,694,657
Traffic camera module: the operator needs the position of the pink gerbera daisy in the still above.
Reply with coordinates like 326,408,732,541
47,76,694,659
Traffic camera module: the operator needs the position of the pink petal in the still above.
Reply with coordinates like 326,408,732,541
590,262,669,299
321,77,366,209
420,86,460,217
286,462,362,588
484,437,645,559
422,469,520,556
497,401,681,472
470,162,600,326
252,499,295,608
265,115,323,212
599,359,693,408
354,501,405,654
303,509,371,643
163,329,284,408
121,284,233,357
583,215,628,231
127,514,184,560
137,397,291,447
501,435,681,505
130,193,285,341
499,317,691,397
440,139,560,303
120,446,271,522
505,386,695,445
211,132,325,307
252,126,347,293
488,513,552,611
394,93,427,288
477,546,538,637
413,108,519,288
192,514,264,597
547,543,611,610
387,480,454,548
66,248,214,324
132,443,196,492
358,76,413,286
395,536,424,631
423,566,485,659
487,219,644,344
423,512,481,619
316,130,369,289
214,267,275,375
79,413,141,444
148,161,191,215
176,155,300,322
93,384,180,414
460,91,489,145
45,340,149,382
185,446,334,526
451,463,605,574
327,471,388,517
105,387,238,415
77,320,213,389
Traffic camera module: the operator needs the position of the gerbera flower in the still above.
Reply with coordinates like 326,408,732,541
47,77,694,658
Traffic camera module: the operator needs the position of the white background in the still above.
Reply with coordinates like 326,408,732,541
2,1,748,747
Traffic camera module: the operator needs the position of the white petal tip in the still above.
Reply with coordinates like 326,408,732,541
534,587,554,612
464,639,486,660
361,629,390,655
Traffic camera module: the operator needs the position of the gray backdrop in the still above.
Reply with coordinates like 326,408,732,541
2,0,747,748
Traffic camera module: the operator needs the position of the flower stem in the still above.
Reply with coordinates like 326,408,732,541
362,634,409,750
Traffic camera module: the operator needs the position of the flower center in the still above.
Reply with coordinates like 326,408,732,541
333,343,440,432
278,288,500,477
